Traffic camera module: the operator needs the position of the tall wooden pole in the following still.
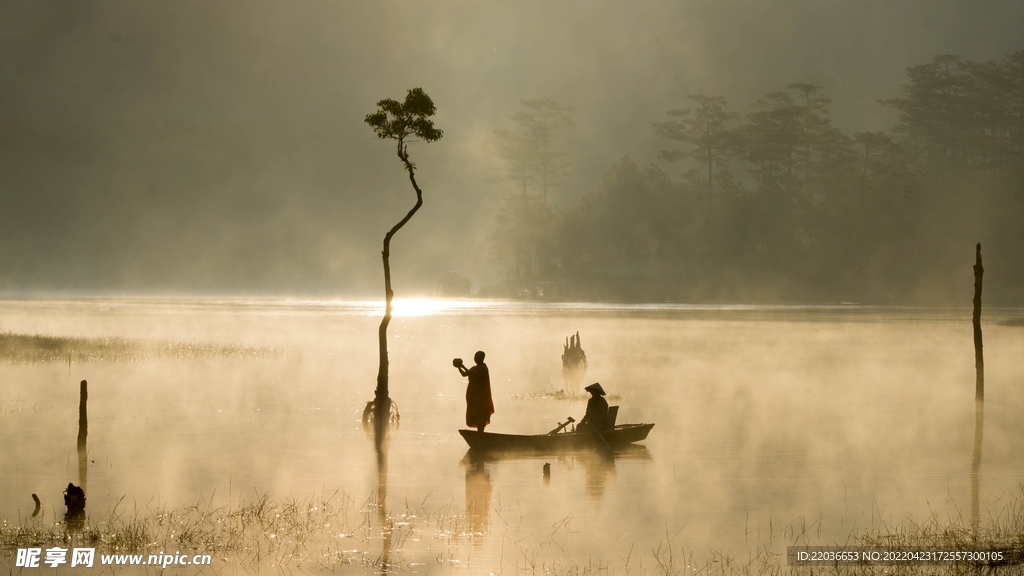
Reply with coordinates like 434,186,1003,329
77,380,88,449
77,380,88,493
973,243,984,401
971,244,984,533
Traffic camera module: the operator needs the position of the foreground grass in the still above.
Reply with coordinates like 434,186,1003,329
0,332,280,364
3,490,1024,574
0,491,394,572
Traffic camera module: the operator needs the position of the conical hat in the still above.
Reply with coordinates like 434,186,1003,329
584,382,606,395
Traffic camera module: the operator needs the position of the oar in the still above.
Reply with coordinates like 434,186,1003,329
548,416,575,435
589,427,613,452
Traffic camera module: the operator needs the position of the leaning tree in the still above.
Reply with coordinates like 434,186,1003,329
363,88,443,435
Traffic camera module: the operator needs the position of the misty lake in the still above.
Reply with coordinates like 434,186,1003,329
2,297,1024,573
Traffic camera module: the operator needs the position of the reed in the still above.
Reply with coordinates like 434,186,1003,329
511,390,625,401
0,332,281,364
3,488,1024,574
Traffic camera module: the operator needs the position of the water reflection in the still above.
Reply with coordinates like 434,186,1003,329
971,399,984,532
580,451,615,500
374,434,393,574
461,451,492,544
464,445,650,504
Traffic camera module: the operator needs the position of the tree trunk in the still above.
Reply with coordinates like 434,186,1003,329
374,141,424,436
708,148,713,191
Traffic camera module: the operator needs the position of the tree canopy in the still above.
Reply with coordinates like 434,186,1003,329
486,50,1024,305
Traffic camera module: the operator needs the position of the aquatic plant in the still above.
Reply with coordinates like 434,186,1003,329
0,332,281,364
3,488,1024,574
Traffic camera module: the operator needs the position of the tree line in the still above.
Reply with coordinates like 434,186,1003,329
486,51,1024,304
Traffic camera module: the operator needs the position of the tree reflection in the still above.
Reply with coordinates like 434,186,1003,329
373,432,393,574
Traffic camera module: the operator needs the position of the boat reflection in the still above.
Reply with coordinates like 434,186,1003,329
579,449,616,500
461,445,651,505
461,450,492,547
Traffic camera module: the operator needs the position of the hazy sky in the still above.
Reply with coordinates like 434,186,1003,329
2,1,1022,295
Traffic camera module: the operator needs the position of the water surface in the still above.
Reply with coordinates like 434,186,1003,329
2,298,1024,572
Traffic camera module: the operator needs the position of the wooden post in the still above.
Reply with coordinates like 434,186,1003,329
77,380,88,449
77,380,88,493
970,244,984,532
973,244,984,401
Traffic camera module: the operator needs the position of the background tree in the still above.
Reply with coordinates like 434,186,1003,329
486,99,575,289
788,83,833,200
652,94,738,192
487,194,557,291
880,54,975,167
486,127,532,198
364,88,443,434
513,98,575,205
853,131,894,190
1006,51,1024,173
478,50,1024,305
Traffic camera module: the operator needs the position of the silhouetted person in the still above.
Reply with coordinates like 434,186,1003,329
453,351,494,432
577,382,610,432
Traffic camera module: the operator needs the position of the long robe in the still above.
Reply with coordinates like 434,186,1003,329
465,363,495,428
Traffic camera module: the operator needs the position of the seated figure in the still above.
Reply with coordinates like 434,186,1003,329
577,382,611,432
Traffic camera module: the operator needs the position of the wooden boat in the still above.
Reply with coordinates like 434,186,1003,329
459,423,654,451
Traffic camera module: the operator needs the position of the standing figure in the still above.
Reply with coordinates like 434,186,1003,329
453,351,495,432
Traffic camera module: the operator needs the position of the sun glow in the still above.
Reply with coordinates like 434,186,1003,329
367,297,492,317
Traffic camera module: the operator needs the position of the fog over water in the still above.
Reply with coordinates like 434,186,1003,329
2,299,1024,571
2,1,1024,297
4,2,1024,572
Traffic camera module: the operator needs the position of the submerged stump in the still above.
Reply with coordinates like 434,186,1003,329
561,332,588,394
